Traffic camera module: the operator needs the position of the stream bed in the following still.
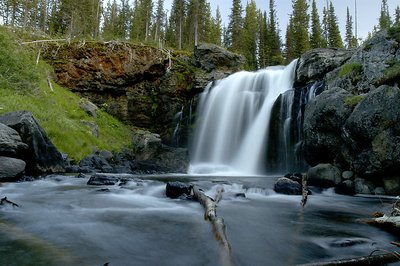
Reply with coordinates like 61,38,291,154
0,174,399,265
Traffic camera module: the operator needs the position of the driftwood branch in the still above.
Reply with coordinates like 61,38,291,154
47,76,54,92
301,173,308,207
297,251,400,266
0,197,19,207
21,39,67,45
191,186,234,265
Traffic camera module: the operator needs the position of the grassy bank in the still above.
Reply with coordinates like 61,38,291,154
0,27,132,161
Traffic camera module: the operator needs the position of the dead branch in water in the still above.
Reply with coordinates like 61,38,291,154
0,197,19,207
301,173,308,207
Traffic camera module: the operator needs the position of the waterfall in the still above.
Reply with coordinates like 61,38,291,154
189,60,298,175
172,106,184,147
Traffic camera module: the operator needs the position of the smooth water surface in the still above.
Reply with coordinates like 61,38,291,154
0,175,398,266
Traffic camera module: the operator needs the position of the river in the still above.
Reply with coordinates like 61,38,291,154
0,174,398,265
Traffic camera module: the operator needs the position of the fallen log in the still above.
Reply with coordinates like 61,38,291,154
0,197,19,207
191,185,234,266
301,173,308,207
297,251,400,266
192,186,230,250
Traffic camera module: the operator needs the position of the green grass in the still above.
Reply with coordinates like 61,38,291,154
344,95,365,107
0,27,131,162
339,62,363,77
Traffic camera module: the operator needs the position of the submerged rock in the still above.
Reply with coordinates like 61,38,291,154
87,174,120,186
165,181,192,199
274,177,302,195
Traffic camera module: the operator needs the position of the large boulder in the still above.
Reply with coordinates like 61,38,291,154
193,43,245,72
295,48,352,86
307,164,342,188
341,85,400,177
303,87,354,166
0,123,28,156
132,129,162,161
274,177,302,195
0,156,26,181
0,111,65,174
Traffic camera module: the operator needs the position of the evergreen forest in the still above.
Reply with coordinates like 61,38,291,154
0,0,400,70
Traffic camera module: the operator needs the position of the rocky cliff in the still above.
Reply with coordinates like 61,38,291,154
43,42,244,147
295,28,400,195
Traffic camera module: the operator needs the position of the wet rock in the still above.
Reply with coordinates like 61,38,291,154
79,154,113,173
0,111,65,174
307,164,342,188
274,177,302,195
0,123,28,156
303,87,354,166
382,176,400,195
342,86,400,177
342,171,354,180
166,181,192,199
354,178,375,194
0,156,26,181
87,174,119,186
335,180,355,196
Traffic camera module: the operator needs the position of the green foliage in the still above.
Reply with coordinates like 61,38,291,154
310,0,325,49
344,95,365,107
0,29,40,92
240,0,258,70
289,0,310,58
339,62,362,77
379,0,391,30
0,26,131,161
327,2,343,48
227,0,243,52
376,62,400,86
388,25,400,43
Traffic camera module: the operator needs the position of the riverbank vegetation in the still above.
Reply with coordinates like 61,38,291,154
0,27,132,161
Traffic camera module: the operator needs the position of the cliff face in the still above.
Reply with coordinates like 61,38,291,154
43,42,244,147
295,29,400,194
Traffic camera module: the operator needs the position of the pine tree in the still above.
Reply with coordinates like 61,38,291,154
240,0,258,69
310,0,325,49
209,6,222,45
379,0,391,30
345,7,357,48
227,0,243,52
167,0,186,49
153,0,165,45
258,10,268,68
395,6,400,26
267,0,282,65
290,0,310,58
285,15,295,63
327,1,343,48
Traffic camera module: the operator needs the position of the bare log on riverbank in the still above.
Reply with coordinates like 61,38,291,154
297,251,400,266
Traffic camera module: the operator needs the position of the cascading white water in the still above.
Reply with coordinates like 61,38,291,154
189,60,298,175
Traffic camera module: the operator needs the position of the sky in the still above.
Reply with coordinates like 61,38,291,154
165,0,399,41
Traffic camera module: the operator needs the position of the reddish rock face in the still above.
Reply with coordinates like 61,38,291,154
43,42,195,145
